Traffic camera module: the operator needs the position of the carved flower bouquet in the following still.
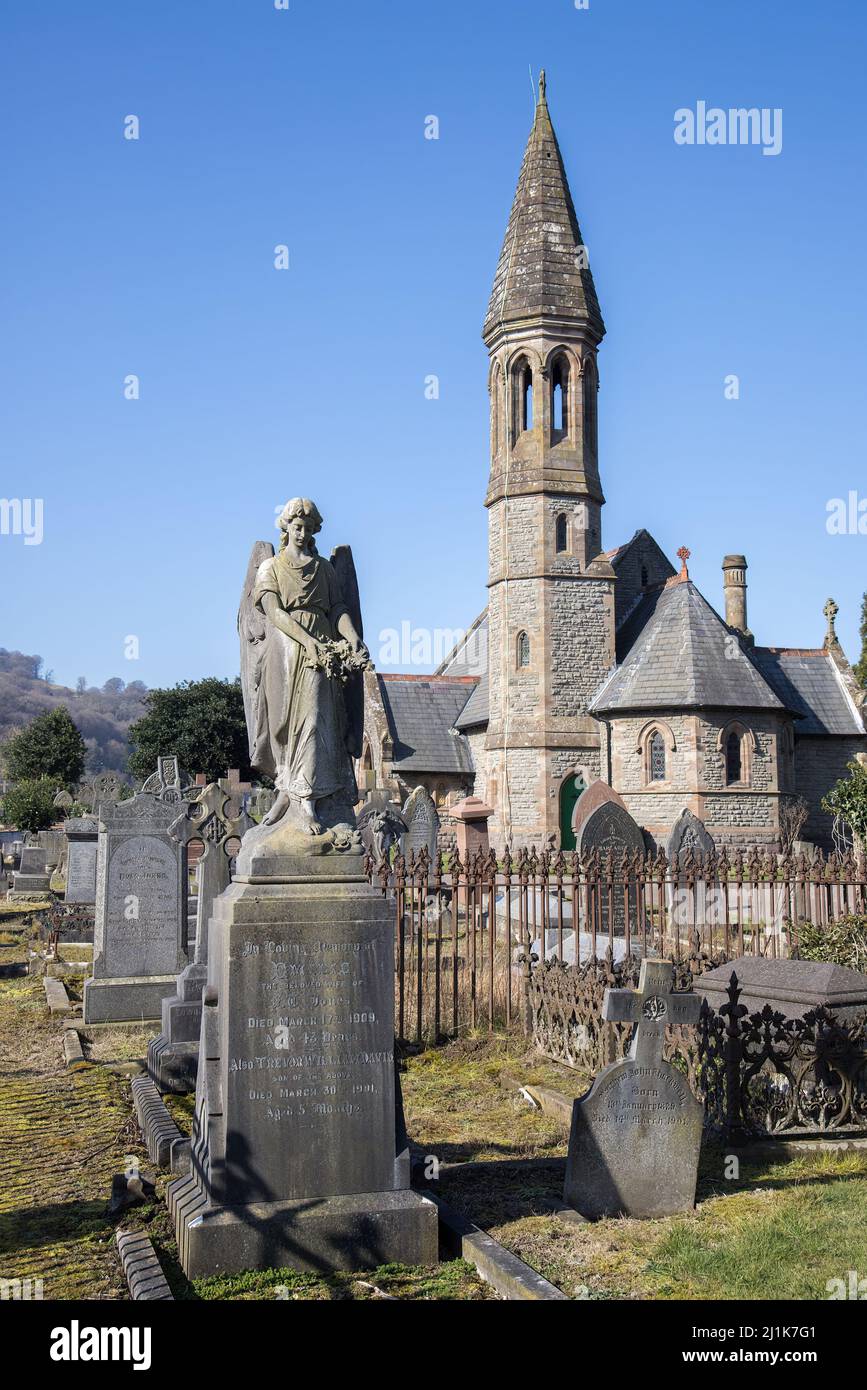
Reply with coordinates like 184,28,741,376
307,637,370,683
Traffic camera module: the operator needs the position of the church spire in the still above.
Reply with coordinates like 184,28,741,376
484,73,604,343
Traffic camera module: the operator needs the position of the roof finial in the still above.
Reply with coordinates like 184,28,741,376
677,546,691,580
823,596,839,647
538,69,547,104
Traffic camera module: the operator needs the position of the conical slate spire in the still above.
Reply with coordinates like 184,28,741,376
484,72,604,340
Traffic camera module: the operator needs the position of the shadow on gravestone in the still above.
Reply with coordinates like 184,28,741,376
563,959,704,1220
147,784,252,1093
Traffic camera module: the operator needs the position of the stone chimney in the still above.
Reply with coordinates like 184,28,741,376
722,555,753,644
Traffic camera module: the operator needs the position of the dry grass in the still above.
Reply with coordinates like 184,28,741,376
403,1037,867,1300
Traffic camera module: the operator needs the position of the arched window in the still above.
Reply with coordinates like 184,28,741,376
726,730,742,784
517,631,530,668
582,357,597,458
551,357,569,436
780,723,795,792
555,513,568,553
512,359,534,441
649,731,666,782
519,362,533,433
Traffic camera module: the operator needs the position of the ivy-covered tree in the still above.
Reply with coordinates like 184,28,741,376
0,777,58,833
127,677,249,784
0,706,86,787
854,591,867,689
822,760,867,854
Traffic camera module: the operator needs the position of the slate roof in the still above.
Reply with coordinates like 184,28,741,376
434,610,488,679
454,664,489,730
417,555,860,741
484,79,604,339
591,579,788,715
750,648,864,736
378,677,477,774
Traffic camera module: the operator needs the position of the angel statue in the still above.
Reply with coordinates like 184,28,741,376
238,498,372,855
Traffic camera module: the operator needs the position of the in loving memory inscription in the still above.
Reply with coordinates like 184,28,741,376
229,926,395,1196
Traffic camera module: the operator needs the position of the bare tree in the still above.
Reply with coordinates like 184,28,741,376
779,795,809,854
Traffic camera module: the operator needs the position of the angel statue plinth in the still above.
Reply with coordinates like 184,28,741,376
236,498,372,877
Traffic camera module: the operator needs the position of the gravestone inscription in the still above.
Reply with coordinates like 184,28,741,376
401,786,439,860
64,818,99,904
563,959,704,1219
168,501,437,1277
83,777,192,1023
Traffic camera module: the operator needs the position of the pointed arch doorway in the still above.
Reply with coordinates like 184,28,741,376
559,773,587,851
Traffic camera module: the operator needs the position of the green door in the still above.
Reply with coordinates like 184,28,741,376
559,774,587,851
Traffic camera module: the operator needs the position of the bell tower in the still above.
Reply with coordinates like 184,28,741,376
484,73,616,848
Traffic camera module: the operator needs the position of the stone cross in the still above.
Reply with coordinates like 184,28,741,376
603,959,702,1067
676,546,691,579
171,784,252,967
824,597,839,646
141,756,191,804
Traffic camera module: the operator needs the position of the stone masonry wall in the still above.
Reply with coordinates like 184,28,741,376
548,578,613,717
795,735,866,848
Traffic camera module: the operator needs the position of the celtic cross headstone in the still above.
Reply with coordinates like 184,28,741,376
563,959,704,1219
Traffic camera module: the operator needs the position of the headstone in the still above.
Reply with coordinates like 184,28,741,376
450,795,494,861
64,817,99,903
252,787,277,820
696,956,867,1024
140,755,191,804
401,786,439,860
76,770,128,813
147,785,252,1092
8,843,52,899
356,799,407,863
83,771,192,1023
38,829,66,872
563,959,704,1220
570,779,632,843
167,512,436,1278
219,767,252,818
668,808,715,860
576,799,645,936
168,853,438,1277
576,799,645,860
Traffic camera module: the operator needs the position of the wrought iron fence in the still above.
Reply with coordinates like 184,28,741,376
368,845,867,1046
530,957,867,1141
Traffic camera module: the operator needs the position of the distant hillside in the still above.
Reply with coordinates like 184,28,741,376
0,649,147,775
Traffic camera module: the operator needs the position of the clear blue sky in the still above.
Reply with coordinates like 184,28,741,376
2,0,865,690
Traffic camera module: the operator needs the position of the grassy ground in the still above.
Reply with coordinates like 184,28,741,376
399,1033,867,1301
0,937,141,1299
3,921,867,1301
0,928,492,1301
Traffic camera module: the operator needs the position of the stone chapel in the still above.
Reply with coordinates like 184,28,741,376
361,74,866,853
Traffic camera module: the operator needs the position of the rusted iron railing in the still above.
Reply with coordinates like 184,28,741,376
367,845,867,1046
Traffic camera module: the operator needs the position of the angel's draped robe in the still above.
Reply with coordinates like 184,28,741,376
251,550,358,807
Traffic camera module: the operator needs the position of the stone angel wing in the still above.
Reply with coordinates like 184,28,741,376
330,544,365,760
238,539,276,776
